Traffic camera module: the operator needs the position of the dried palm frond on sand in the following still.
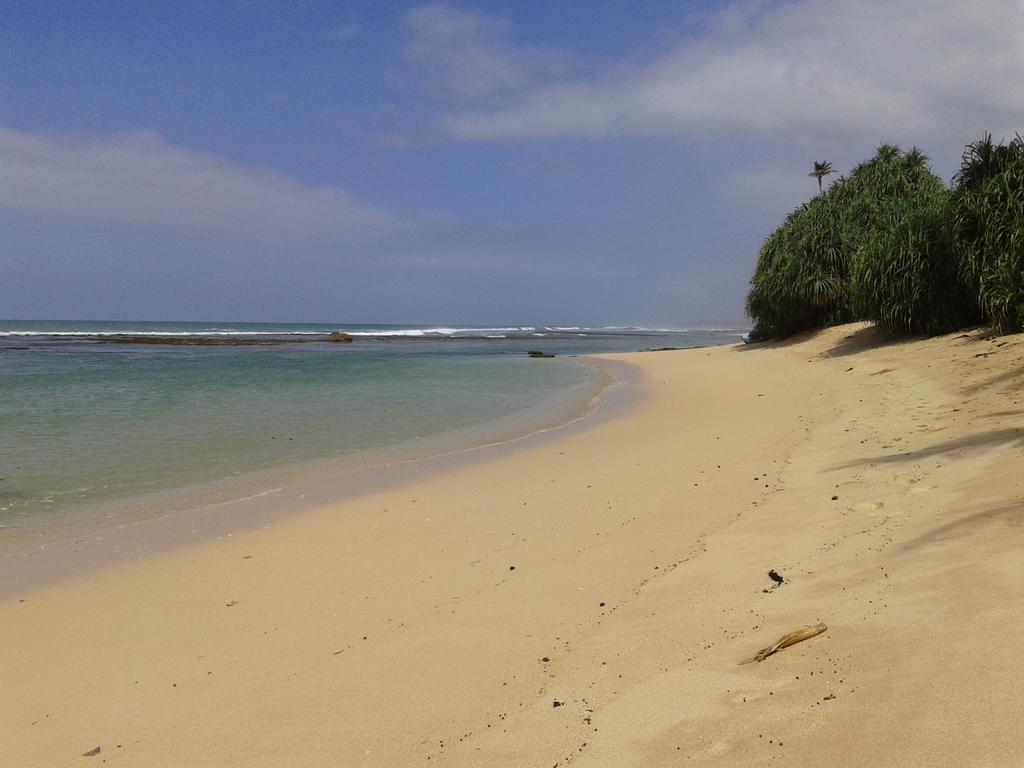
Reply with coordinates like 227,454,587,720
739,622,828,664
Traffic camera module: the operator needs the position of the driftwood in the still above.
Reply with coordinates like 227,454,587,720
739,622,828,664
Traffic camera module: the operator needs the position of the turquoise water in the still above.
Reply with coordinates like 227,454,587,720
0,320,745,537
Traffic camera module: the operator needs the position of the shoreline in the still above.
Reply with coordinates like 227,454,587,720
0,356,643,599
2,325,1022,766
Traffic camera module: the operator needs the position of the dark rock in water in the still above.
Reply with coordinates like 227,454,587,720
91,332,345,346
527,350,555,358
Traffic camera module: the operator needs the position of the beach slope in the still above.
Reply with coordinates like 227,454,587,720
2,324,1022,766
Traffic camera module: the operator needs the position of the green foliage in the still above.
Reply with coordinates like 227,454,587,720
745,134,1024,339
952,144,1024,332
746,136,1024,340
848,147,980,335
851,197,978,335
952,133,1024,193
747,144,971,339
745,189,851,339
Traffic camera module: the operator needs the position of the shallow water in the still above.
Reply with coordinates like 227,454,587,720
0,320,745,538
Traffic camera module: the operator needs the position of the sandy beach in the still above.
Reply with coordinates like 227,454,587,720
2,324,1023,767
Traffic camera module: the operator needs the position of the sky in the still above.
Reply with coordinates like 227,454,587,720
2,0,1022,326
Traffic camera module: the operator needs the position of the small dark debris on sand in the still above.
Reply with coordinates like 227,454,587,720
768,570,784,586
81,746,101,757
552,700,564,708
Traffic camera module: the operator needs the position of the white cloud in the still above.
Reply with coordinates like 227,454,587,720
441,0,1024,152
0,126,401,244
405,4,566,100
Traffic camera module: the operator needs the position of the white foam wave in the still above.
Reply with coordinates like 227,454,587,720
0,325,750,339
0,330,323,337
345,327,528,337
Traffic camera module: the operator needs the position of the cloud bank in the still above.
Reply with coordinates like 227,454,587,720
405,4,566,100
434,0,1024,151
0,127,401,245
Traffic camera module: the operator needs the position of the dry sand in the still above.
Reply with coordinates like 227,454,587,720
2,324,1022,767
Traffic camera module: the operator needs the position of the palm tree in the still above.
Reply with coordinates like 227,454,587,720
808,161,836,193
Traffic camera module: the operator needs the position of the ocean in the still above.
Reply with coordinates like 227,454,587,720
0,320,745,544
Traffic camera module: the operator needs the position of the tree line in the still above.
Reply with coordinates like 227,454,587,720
745,134,1024,340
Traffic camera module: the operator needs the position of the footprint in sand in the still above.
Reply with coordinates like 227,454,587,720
855,501,885,511
705,741,735,756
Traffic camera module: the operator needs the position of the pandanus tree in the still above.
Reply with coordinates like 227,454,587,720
843,145,977,335
849,147,976,335
952,133,1023,193
746,178,852,339
749,144,982,339
747,134,1024,340
808,160,836,193
951,134,1024,331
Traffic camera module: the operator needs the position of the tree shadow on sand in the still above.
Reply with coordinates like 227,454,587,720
980,409,1024,419
962,365,1024,396
731,332,817,352
895,498,1024,555
733,324,922,358
815,324,923,358
830,426,1024,470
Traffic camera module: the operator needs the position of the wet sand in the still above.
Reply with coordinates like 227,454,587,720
1,324,1022,766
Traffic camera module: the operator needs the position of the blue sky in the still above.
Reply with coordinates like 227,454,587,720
2,1,1022,325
